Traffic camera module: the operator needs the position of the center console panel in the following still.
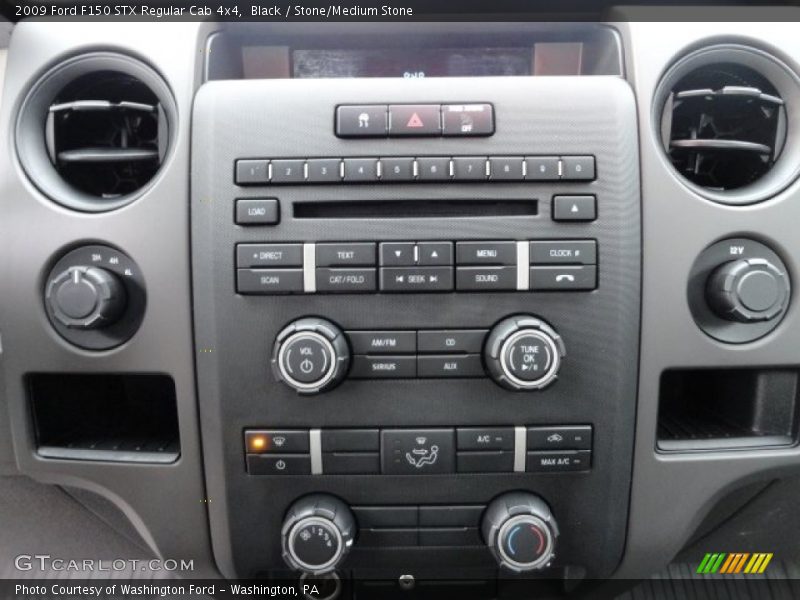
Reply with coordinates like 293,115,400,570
191,74,641,583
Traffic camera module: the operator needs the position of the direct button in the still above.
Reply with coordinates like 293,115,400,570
279,332,334,386
389,104,441,136
237,244,303,268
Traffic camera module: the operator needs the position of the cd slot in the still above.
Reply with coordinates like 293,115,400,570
294,199,538,219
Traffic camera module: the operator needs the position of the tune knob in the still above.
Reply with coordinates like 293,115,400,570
483,315,565,391
482,492,559,573
706,258,789,323
282,495,357,575
45,265,127,330
272,318,350,394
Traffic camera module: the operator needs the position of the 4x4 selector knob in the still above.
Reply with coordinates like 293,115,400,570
46,265,127,330
282,494,357,575
706,258,789,323
483,315,565,391
482,492,559,573
272,318,350,394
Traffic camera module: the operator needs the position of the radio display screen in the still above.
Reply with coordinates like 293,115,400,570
291,47,532,78
241,43,585,79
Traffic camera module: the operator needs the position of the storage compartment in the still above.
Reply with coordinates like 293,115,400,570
658,368,799,451
28,373,179,463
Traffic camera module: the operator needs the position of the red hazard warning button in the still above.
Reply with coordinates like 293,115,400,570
389,104,441,136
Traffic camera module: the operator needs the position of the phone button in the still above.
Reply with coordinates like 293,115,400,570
530,266,597,291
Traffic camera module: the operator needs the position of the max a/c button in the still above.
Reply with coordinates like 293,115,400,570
526,450,591,472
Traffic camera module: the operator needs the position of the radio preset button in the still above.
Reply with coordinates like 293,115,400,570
417,157,451,181
316,243,376,267
561,155,596,180
347,331,416,354
525,157,561,181
237,269,303,294
380,157,415,181
442,103,494,136
235,159,269,185
235,198,279,225
489,157,524,180
380,267,454,292
452,156,488,180
530,265,597,291
271,159,305,183
336,105,388,137
237,244,303,268
350,355,417,379
306,158,342,182
553,195,597,221
456,266,517,291
343,158,379,182
389,104,441,136
456,241,516,265
417,329,487,354
529,240,597,265
315,268,377,293
417,354,484,378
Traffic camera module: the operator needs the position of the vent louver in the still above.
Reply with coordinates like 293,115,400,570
662,63,787,192
45,72,167,198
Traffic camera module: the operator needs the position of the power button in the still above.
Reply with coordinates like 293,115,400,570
279,333,334,387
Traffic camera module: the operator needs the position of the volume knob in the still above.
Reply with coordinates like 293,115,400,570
272,318,350,394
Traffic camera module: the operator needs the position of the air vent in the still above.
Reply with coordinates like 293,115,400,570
46,72,167,198
662,64,786,191
17,53,176,212
655,45,800,205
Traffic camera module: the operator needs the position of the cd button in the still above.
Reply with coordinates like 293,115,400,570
389,104,442,136
236,243,303,268
417,330,487,354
